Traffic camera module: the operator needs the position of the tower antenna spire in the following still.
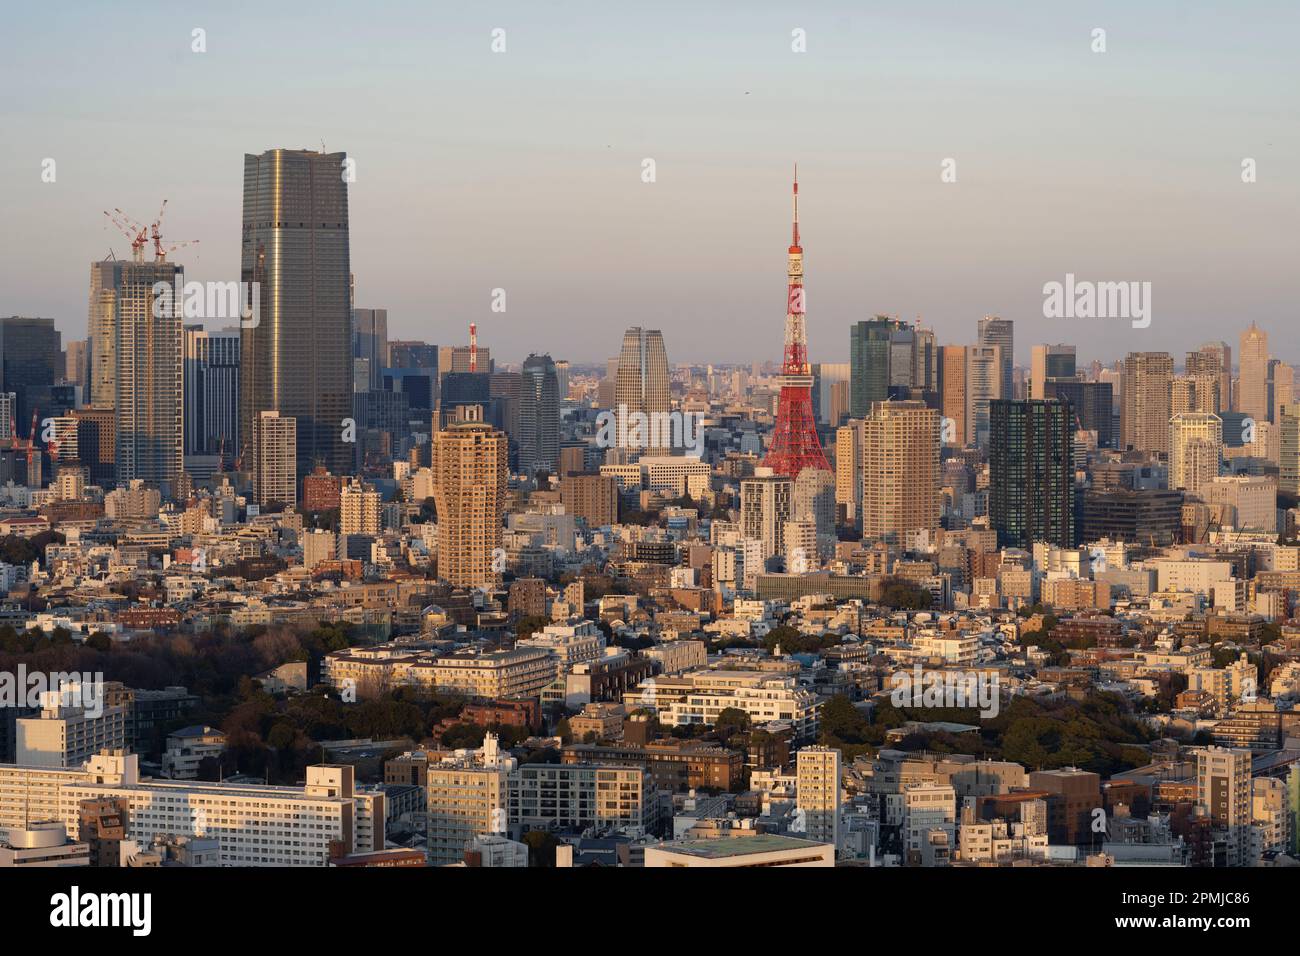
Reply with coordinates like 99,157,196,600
792,163,800,248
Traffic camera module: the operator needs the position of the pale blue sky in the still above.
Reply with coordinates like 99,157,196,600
2,1,1297,365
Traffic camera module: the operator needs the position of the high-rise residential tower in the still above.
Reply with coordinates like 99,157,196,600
860,400,940,545
254,410,297,508
110,261,185,492
1169,413,1223,500
432,415,508,588
240,148,353,479
989,399,1075,549
1120,352,1174,455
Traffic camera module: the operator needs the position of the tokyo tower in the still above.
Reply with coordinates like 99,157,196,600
763,166,831,477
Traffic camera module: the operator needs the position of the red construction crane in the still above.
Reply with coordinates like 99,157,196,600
103,208,148,261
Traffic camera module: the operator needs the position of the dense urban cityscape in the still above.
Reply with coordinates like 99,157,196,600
2,151,1298,879
2,4,1296,939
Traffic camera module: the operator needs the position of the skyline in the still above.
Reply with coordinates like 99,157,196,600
2,1,1298,365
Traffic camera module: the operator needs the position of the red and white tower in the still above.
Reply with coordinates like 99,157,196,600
764,166,831,477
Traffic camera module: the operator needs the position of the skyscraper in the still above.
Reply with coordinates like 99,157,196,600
1120,352,1174,455
965,345,1002,448
614,327,670,452
254,410,297,507
1029,344,1076,399
1169,413,1223,500
0,316,61,427
849,317,897,418
860,400,940,544
352,308,389,392
978,316,1014,401
111,261,184,492
989,399,1075,549
1280,403,1300,497
1187,343,1231,413
938,344,968,447
184,326,240,460
432,416,508,588
518,354,559,477
1237,323,1269,423
240,148,353,479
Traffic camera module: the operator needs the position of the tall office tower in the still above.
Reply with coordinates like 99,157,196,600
1169,413,1223,500
1043,379,1114,448
964,345,1002,448
795,746,841,848
554,360,571,401
240,149,353,480
1187,344,1230,412
938,344,968,447
183,326,240,460
828,379,851,430
977,315,1014,401
764,170,831,477
254,411,297,507
1237,322,1269,422
887,322,916,391
614,326,670,449
339,477,382,536
1269,359,1294,426
1197,746,1252,867
1170,373,1220,417
389,340,439,370
1029,344,1076,399
352,308,389,391
740,467,793,560
518,354,559,478
989,399,1075,549
0,316,61,426
442,343,493,374
793,466,837,557
811,362,850,426
860,400,940,544
432,416,508,588
87,261,121,408
1280,403,1300,496
849,317,898,418
110,260,184,492
488,371,522,460
834,420,863,527
64,340,88,390
1120,352,1174,455
0,393,13,443
913,327,939,393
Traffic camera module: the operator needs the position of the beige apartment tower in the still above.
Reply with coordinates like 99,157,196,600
1169,413,1222,500
861,400,940,544
432,419,508,587
1121,352,1174,455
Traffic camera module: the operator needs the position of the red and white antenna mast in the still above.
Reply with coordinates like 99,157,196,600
763,164,830,477
469,323,478,372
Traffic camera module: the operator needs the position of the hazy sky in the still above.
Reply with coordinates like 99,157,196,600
2,1,1297,367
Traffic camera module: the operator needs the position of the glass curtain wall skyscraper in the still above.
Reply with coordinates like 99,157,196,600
240,148,353,479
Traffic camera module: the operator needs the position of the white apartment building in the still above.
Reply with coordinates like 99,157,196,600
624,670,820,740
508,763,654,835
0,753,383,866
515,620,605,668
16,688,128,769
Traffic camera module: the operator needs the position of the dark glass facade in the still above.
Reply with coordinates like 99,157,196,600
989,398,1075,548
240,149,352,478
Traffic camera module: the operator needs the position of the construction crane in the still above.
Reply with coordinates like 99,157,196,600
103,209,148,262
149,199,199,262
